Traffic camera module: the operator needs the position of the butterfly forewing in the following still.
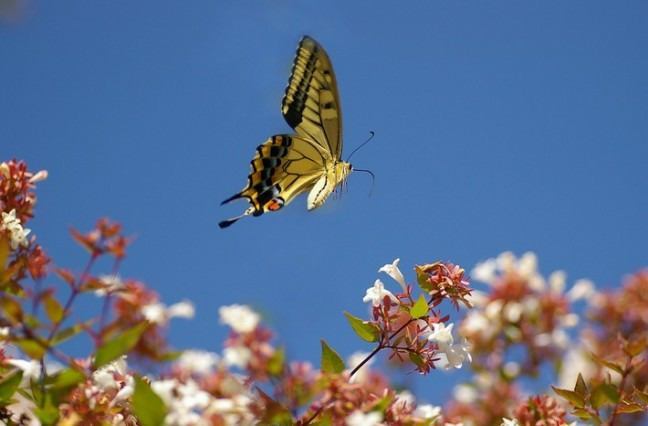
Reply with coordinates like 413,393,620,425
282,36,343,160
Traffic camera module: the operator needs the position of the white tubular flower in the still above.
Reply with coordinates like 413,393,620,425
0,162,9,178
496,252,516,273
567,279,596,302
6,359,41,385
378,258,407,292
549,270,567,294
345,410,382,426
1,209,31,250
28,169,48,183
141,303,166,324
219,304,260,334
462,311,497,340
502,302,523,323
453,384,478,404
394,391,415,410
95,274,124,297
471,258,497,284
413,404,441,420
437,338,472,369
177,350,220,376
516,252,538,279
223,346,252,369
427,322,455,346
142,300,195,325
168,300,195,319
502,419,521,426
363,279,398,307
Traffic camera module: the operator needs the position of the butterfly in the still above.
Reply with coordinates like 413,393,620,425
219,36,352,229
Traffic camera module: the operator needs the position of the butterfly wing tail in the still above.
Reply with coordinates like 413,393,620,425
219,206,256,229
221,193,243,205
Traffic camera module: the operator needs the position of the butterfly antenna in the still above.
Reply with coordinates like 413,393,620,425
353,168,375,197
346,131,375,163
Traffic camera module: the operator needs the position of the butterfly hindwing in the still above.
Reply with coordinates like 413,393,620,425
219,135,327,228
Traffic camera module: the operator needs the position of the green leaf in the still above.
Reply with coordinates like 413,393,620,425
51,320,94,346
408,351,425,368
132,377,167,426
0,295,23,324
625,337,646,357
257,387,293,425
410,294,429,319
590,353,624,375
414,265,432,292
320,339,345,374
93,322,148,368
552,386,585,408
15,338,47,360
42,291,64,324
0,238,9,273
598,383,620,404
267,347,285,377
574,373,588,396
616,402,645,414
571,408,592,420
48,368,85,390
344,312,380,342
0,370,23,403
635,387,648,404
34,393,59,425
591,383,616,409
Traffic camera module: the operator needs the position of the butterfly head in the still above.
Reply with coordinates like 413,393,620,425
336,161,353,185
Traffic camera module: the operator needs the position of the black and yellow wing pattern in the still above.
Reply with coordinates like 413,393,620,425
220,36,352,229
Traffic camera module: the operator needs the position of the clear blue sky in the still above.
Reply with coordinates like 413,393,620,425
2,1,647,404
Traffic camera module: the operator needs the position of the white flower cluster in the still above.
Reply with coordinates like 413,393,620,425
89,356,134,409
151,348,256,425
1,209,31,250
465,252,597,351
362,258,406,307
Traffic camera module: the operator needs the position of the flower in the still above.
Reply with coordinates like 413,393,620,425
223,346,252,369
177,350,220,376
6,359,41,385
95,274,125,296
28,169,48,183
152,378,212,426
142,300,195,325
346,410,383,426
378,258,407,292
363,279,399,307
219,304,260,334
472,259,497,284
566,279,596,302
1,209,31,249
427,322,455,346
413,404,441,420
436,338,472,369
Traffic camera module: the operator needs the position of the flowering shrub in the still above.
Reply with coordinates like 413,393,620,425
0,159,646,425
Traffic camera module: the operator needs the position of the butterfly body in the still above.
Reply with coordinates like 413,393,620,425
220,36,350,229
